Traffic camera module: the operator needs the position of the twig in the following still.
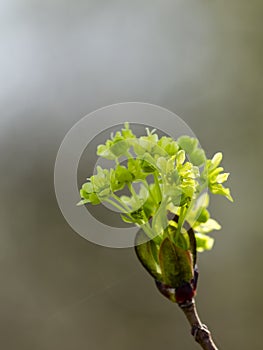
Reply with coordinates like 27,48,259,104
178,300,218,350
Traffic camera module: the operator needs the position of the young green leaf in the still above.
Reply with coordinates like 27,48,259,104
159,238,193,288
135,229,161,280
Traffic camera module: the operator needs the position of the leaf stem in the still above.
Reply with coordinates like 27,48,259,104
104,198,129,214
175,206,187,242
153,171,162,203
142,180,158,207
111,193,131,213
128,183,140,204
141,223,155,240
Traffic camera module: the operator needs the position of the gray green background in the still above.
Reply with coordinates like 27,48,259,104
0,1,262,349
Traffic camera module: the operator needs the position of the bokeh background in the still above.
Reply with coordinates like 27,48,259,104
1,1,262,349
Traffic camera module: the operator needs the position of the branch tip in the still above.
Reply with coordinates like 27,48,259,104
178,300,218,350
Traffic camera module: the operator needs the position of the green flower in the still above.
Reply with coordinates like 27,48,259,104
78,166,112,205
97,122,136,160
78,123,233,254
110,165,133,192
157,136,179,156
178,135,206,166
206,152,233,202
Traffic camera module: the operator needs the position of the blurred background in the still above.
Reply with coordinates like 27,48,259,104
0,1,262,349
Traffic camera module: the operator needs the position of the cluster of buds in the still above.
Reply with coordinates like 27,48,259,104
78,123,233,304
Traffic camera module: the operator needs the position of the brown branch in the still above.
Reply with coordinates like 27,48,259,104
178,300,218,350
